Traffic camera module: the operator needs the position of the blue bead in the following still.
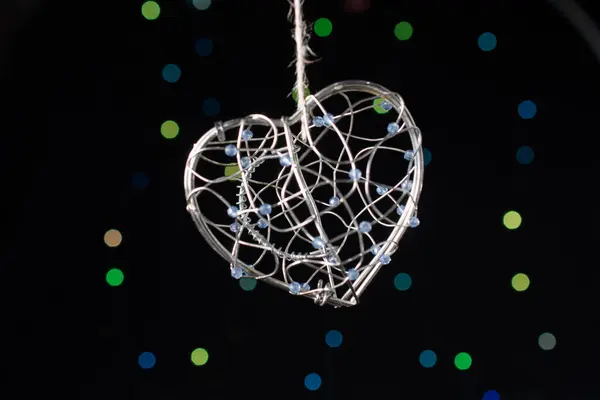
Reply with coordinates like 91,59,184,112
387,122,400,135
230,222,240,233
376,186,388,195
409,216,420,228
327,255,338,265
289,282,301,294
381,100,393,111
380,254,391,265
347,268,359,281
301,283,310,291
259,203,272,215
348,168,362,181
358,221,372,233
397,204,405,215
325,330,343,348
231,266,243,279
225,144,237,157
323,113,335,126
401,180,413,191
227,206,239,218
241,129,253,140
279,155,292,167
257,219,268,229
329,196,340,206
312,236,325,249
404,150,414,161
313,116,324,127
241,157,251,169
370,245,380,255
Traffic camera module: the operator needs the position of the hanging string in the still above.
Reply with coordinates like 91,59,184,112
290,0,313,141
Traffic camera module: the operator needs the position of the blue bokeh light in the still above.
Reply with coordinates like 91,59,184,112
478,32,497,51
304,373,322,391
203,97,220,117
423,148,432,166
132,172,149,189
195,38,214,56
162,64,181,83
138,352,156,369
482,390,500,400
325,330,343,348
516,145,534,165
394,272,412,291
419,349,437,368
518,100,537,119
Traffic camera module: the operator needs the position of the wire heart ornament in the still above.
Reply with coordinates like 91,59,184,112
184,80,424,307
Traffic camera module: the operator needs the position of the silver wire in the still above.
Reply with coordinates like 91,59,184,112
184,80,424,308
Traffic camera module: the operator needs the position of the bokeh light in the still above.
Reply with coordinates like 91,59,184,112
483,390,500,400
224,163,240,179
394,272,412,291
419,350,437,368
161,120,179,139
292,86,310,102
394,22,413,41
106,268,124,287
132,172,149,190
478,32,497,51
239,278,257,291
304,373,322,391
373,98,392,114
454,352,472,370
141,1,160,20
195,38,213,56
325,330,343,348
203,98,220,117
511,273,530,292
192,0,211,10
344,0,371,12
423,148,432,166
104,229,122,247
538,332,556,350
503,211,522,230
138,352,156,369
516,145,534,164
314,18,333,37
191,348,209,366
162,64,181,83
518,100,537,119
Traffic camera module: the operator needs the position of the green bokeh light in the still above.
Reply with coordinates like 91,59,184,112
292,86,310,102
191,348,209,366
511,273,530,292
141,1,160,20
454,352,472,370
224,163,240,180
373,98,392,114
394,22,413,41
314,18,333,37
161,120,179,139
503,211,522,230
239,278,257,291
106,268,124,287
538,332,556,350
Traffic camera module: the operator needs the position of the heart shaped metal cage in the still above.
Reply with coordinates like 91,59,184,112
184,80,424,307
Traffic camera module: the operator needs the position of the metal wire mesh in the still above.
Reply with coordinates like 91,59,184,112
184,80,424,307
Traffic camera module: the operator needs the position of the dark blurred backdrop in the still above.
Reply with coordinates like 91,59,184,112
2,0,600,399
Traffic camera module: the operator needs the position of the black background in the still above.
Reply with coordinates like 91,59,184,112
2,0,600,399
